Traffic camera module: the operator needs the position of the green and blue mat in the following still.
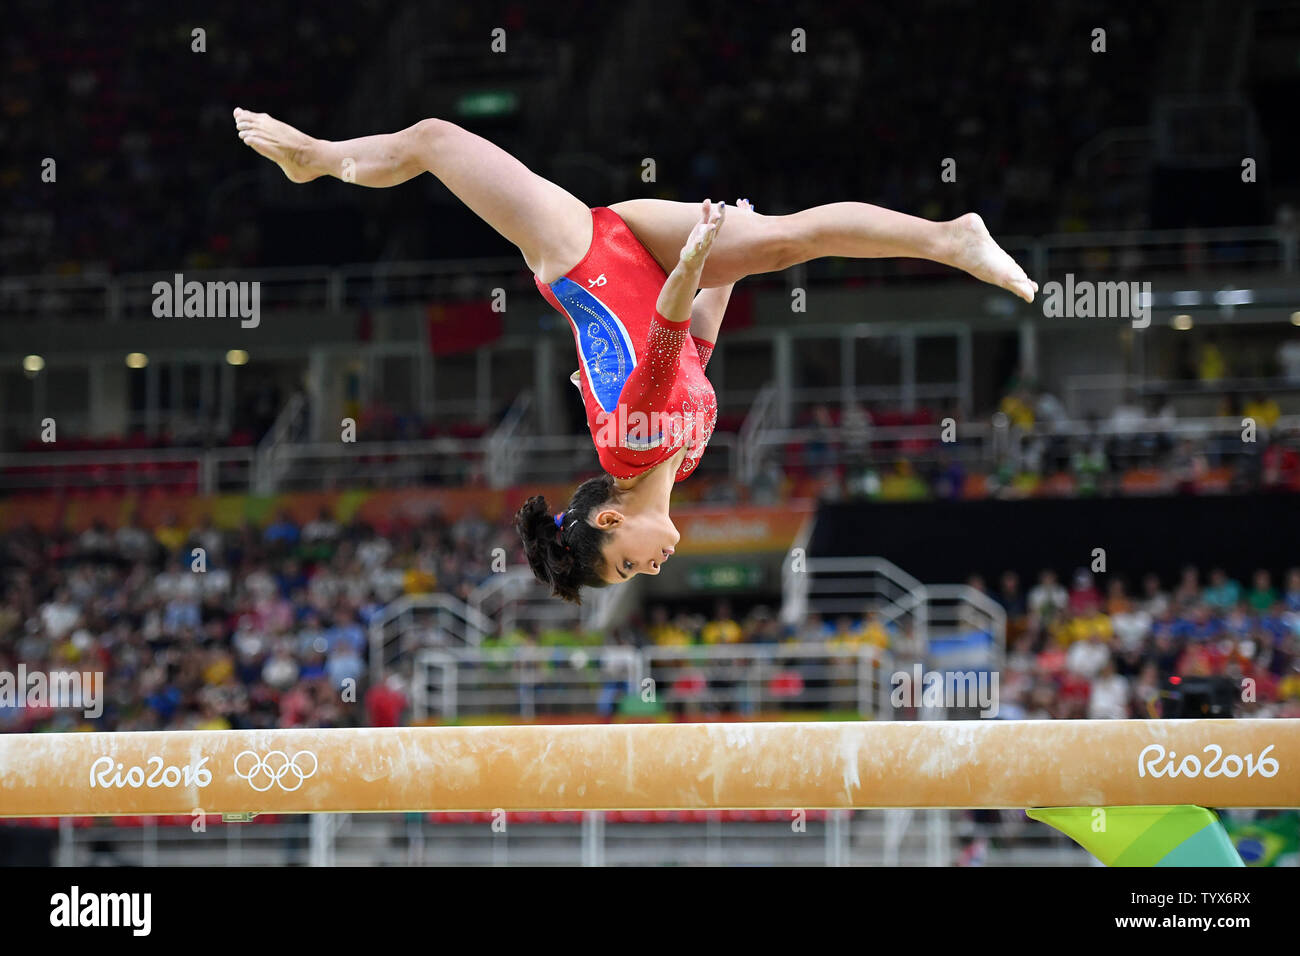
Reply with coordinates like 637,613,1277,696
1028,805,1244,866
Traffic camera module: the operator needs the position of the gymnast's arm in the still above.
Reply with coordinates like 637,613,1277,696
605,200,726,462
684,200,749,367
610,310,692,461
687,284,733,369
654,251,705,327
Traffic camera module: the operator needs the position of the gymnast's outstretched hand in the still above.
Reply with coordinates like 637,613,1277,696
679,199,726,267
657,199,727,323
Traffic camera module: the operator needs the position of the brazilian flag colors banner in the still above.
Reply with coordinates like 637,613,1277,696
1221,811,1300,866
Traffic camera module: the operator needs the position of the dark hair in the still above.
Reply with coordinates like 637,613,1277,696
515,474,617,604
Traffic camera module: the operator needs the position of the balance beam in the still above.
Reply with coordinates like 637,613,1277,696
1,719,1296,817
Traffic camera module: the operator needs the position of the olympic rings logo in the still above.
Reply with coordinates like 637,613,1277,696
233,750,319,792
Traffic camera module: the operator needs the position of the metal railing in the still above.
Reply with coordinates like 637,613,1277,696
253,391,307,494
0,258,529,323
0,445,255,495
485,392,534,489
782,555,1006,665
411,642,891,722
4,412,1294,497
783,555,925,626
1065,370,1300,415
368,592,495,683
467,568,587,638
749,413,1300,481
739,382,779,484
40,808,1095,867
8,225,1300,324
268,436,489,491
0,433,739,495
412,644,642,721
642,643,892,719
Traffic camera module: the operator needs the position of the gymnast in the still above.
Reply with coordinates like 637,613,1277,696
233,109,1037,602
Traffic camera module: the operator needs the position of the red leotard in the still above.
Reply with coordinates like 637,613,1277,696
533,207,718,482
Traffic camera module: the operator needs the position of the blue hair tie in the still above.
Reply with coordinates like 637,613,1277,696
554,513,564,529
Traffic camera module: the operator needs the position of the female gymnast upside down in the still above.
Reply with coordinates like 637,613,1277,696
233,109,1037,603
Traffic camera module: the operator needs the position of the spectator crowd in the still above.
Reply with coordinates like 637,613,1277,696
0,508,514,733
3,501,1298,735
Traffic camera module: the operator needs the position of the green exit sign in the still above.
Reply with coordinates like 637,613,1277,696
687,563,763,591
456,91,519,117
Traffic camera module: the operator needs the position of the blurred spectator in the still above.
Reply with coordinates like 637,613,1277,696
1088,660,1130,719
1248,569,1278,611
154,513,187,555
1284,569,1300,611
303,508,341,545
366,674,408,727
1244,394,1281,429
1173,566,1201,608
996,571,1027,619
1198,340,1226,382
701,601,742,645
1262,437,1300,492
999,387,1035,429
1108,581,1152,652
264,511,301,549
1140,573,1170,616
1068,569,1102,615
859,610,898,650
1028,570,1067,629
1204,568,1242,609
115,518,156,562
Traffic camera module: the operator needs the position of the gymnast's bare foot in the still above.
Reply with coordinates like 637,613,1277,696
233,107,321,183
943,212,1038,304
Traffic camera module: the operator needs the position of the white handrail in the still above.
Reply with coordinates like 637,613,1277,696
785,556,1005,663
253,392,308,494
485,392,534,489
6,224,1298,323
4,410,1294,496
413,642,891,722
368,592,495,683
738,382,779,483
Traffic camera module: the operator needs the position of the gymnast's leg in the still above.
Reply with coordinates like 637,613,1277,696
232,109,592,282
610,197,1038,303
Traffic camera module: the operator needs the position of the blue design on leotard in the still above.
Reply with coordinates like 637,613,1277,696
547,276,638,414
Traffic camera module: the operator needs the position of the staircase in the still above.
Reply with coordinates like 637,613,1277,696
252,392,309,494
367,592,495,682
781,552,1006,667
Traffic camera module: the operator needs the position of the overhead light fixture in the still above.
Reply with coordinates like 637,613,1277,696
22,355,44,373
226,349,249,366
125,352,148,369
1172,314,1194,330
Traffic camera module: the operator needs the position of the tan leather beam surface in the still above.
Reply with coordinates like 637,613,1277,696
1,720,1296,816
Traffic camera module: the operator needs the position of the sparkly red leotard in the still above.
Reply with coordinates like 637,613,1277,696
533,207,718,481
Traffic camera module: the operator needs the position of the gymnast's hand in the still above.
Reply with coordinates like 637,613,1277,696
679,199,726,267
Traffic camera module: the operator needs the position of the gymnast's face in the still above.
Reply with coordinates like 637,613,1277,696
592,506,680,583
